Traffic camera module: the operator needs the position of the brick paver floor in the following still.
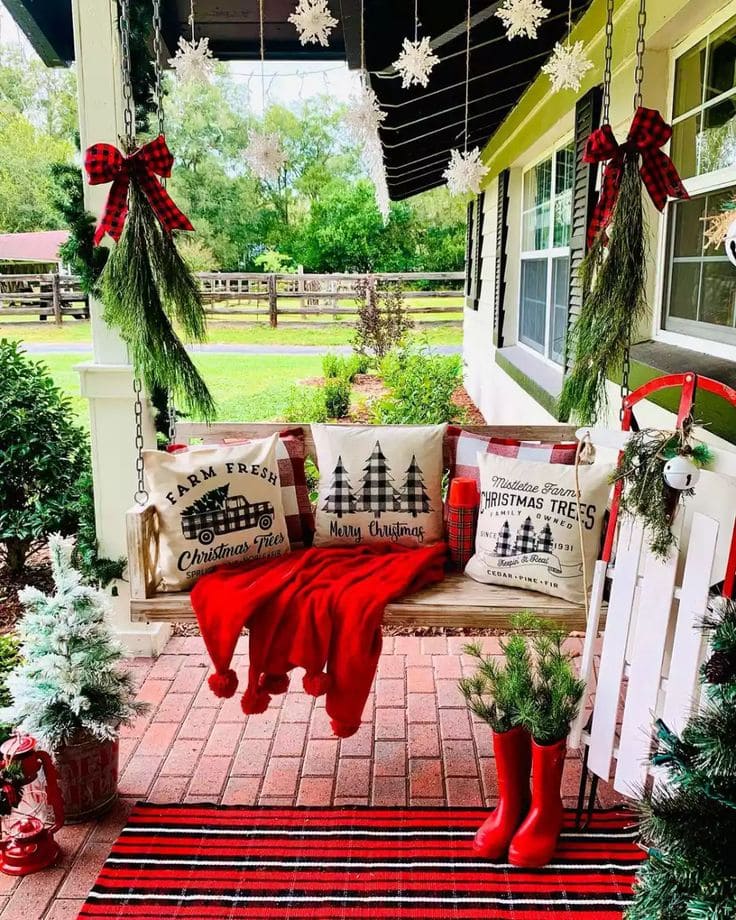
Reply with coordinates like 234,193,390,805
8,634,620,919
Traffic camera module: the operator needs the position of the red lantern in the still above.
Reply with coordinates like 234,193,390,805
0,734,65,876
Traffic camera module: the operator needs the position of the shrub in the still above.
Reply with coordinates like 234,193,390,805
323,353,369,383
284,385,328,424
353,279,413,360
72,471,126,587
0,341,89,576
348,351,371,376
324,378,351,418
322,353,343,379
373,341,463,425
0,635,21,747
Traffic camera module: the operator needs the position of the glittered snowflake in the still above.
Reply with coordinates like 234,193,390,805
443,147,489,196
344,80,387,146
288,0,338,47
168,35,215,85
496,0,550,40
393,36,439,89
542,41,593,92
244,132,287,182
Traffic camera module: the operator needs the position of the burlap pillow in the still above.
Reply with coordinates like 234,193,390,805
465,453,613,604
144,434,289,590
313,424,446,547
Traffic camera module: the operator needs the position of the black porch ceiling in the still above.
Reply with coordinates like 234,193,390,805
8,0,594,199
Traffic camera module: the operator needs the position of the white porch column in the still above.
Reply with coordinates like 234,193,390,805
72,0,170,655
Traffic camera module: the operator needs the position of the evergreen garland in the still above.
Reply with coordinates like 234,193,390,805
49,164,108,295
628,595,736,919
559,154,647,425
99,181,215,420
612,425,713,559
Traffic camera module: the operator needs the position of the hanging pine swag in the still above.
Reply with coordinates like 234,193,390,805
99,178,215,420
612,424,713,558
559,152,647,424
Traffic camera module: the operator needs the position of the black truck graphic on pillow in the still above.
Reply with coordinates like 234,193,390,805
180,484,274,545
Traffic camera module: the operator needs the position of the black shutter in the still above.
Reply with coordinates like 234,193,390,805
465,198,475,302
565,86,603,371
493,168,510,348
470,192,485,310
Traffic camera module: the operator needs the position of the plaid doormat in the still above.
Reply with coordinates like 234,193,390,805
79,804,642,919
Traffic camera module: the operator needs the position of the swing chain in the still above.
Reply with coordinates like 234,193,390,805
602,0,614,124
633,0,647,111
152,0,166,139
133,377,149,506
119,0,135,148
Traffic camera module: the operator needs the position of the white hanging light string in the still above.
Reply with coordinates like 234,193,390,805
189,0,196,40
259,0,266,113
463,0,470,152
414,0,419,41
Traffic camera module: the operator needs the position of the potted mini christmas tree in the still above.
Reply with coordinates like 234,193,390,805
628,594,736,917
1,535,146,822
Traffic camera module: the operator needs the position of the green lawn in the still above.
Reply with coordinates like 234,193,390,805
42,353,323,426
2,319,462,347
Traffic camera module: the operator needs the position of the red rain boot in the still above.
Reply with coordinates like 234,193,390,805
473,726,531,858
508,736,566,868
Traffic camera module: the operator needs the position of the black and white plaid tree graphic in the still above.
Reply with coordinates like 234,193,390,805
514,516,537,554
323,455,357,517
494,521,513,556
358,441,400,518
536,523,553,554
398,455,431,517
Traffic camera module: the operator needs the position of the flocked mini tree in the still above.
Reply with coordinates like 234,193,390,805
628,595,736,919
1,535,146,751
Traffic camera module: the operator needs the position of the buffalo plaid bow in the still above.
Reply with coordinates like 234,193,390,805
584,107,688,248
84,135,194,245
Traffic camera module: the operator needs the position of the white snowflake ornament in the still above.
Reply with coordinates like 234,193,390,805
168,35,215,85
288,0,338,47
542,41,593,92
393,36,439,89
443,147,489,196
496,0,550,40
244,131,287,182
344,81,387,146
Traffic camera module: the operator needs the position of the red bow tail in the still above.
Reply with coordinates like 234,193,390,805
84,135,193,245
583,108,688,249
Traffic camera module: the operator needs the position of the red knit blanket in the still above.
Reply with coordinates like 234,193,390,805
191,543,447,737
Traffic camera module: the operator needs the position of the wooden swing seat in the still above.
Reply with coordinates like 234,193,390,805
127,422,595,630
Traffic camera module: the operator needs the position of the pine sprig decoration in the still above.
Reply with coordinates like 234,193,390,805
100,181,215,420
0,535,147,751
559,154,648,425
629,595,736,918
459,635,535,733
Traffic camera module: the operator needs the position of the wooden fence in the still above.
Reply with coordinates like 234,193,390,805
0,271,465,327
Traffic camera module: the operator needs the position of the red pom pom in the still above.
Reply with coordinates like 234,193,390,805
303,672,331,697
241,686,271,715
208,669,238,698
330,719,360,738
260,673,290,694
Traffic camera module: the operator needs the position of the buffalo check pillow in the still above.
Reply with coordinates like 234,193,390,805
144,434,290,591
313,424,446,547
221,428,315,548
446,426,580,494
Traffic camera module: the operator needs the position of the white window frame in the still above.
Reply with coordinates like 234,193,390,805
657,11,736,353
518,138,574,366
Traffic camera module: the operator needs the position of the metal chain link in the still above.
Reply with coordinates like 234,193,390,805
133,378,149,505
152,0,166,139
119,0,135,148
633,0,647,111
601,0,614,124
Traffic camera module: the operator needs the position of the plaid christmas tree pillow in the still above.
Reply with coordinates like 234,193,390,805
465,453,613,605
313,424,446,548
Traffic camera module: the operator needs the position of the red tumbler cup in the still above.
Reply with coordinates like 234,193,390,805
447,477,480,570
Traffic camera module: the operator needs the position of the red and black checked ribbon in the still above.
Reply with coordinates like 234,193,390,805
84,135,194,245
584,106,688,248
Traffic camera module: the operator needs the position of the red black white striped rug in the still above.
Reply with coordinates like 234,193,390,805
79,804,642,919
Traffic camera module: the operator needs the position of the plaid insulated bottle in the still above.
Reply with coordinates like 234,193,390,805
447,477,480,570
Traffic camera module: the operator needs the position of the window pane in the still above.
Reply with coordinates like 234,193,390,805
522,159,551,250
671,113,700,178
697,97,736,173
706,18,736,102
553,145,574,247
668,261,701,320
673,38,706,117
701,260,736,327
550,256,569,364
519,259,548,352
671,195,705,258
